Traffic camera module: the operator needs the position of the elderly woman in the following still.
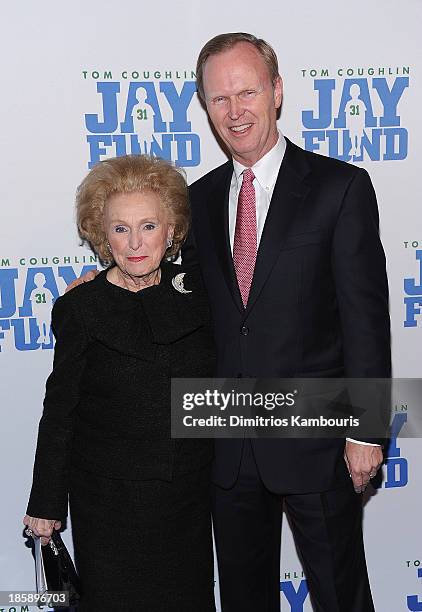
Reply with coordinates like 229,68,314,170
23,155,216,611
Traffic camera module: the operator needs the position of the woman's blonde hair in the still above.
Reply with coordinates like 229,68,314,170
77,155,189,262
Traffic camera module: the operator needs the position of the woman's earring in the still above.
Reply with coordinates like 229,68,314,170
167,238,173,249
107,241,112,253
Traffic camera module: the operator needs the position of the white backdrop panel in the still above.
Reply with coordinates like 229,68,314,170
1,1,421,610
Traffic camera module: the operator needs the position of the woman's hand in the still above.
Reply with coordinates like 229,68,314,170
23,515,62,546
65,269,99,293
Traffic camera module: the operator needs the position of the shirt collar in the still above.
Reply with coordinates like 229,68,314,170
232,131,286,191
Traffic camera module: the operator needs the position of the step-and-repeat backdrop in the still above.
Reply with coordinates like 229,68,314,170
1,1,421,610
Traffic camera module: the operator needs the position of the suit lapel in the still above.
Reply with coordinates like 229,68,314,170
206,161,244,313
245,139,312,315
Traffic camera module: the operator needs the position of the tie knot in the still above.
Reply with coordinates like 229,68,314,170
243,168,255,184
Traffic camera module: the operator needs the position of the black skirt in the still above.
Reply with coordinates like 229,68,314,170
69,464,215,611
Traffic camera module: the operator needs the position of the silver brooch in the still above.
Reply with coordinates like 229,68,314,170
172,272,192,294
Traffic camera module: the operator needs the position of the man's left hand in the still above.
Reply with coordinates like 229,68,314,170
344,441,383,494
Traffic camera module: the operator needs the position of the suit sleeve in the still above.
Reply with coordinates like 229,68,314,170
181,227,200,267
26,294,88,521
331,168,391,444
181,184,202,267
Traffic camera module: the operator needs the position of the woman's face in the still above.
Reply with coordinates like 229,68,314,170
104,191,173,279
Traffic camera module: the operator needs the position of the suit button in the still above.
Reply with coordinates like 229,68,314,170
241,325,249,336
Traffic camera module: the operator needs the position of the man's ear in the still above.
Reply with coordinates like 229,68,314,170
274,76,283,109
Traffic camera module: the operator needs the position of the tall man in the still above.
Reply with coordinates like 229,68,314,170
183,33,391,611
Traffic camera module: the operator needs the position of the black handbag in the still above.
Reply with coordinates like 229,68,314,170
43,530,81,605
29,529,82,608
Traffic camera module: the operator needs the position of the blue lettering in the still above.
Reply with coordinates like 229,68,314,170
302,79,336,129
0,266,100,352
388,413,408,457
373,77,409,127
0,268,18,317
87,135,112,168
85,82,121,132
382,413,408,489
404,297,422,327
129,134,142,154
302,130,325,153
303,128,407,162
11,317,41,351
149,134,173,159
174,133,200,166
383,127,408,160
404,251,422,295
360,129,382,161
160,81,196,132
280,579,309,612
87,133,201,168
0,319,10,352
407,568,422,611
385,457,408,488
302,77,408,161
112,134,127,157
404,251,422,327
325,130,349,161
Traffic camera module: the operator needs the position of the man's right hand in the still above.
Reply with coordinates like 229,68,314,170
65,269,99,293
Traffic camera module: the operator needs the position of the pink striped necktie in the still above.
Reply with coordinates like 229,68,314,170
233,168,257,307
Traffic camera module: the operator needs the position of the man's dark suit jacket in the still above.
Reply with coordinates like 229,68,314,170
184,137,391,495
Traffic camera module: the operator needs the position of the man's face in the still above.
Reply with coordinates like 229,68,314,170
202,42,282,167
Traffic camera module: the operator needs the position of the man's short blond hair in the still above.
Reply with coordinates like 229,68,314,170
196,32,280,100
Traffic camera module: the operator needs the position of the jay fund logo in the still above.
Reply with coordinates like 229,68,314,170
404,250,422,328
0,258,97,352
301,66,409,162
407,568,422,611
84,75,200,169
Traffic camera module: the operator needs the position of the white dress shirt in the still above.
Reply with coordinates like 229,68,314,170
229,132,286,251
228,132,377,448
